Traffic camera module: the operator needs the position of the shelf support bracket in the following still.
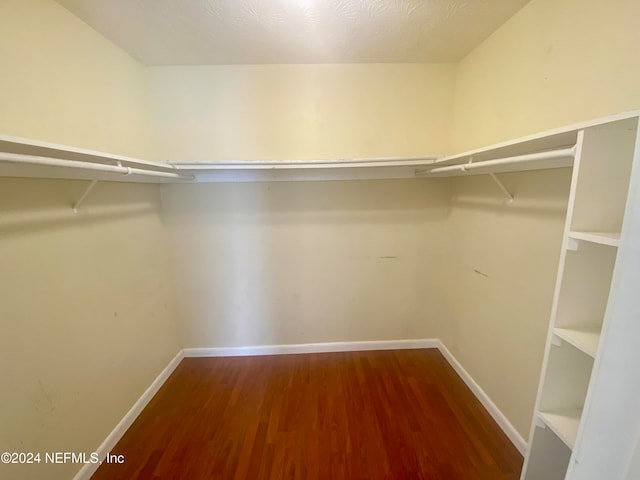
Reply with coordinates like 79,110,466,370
489,173,514,204
566,237,581,251
73,179,99,213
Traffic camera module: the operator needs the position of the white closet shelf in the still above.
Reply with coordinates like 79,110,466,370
0,134,191,184
2,110,639,184
538,408,582,450
169,157,438,169
417,147,576,177
567,231,621,247
418,111,640,179
554,327,601,358
0,134,441,183
167,157,439,183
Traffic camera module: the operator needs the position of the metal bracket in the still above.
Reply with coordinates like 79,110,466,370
489,173,514,204
460,156,474,172
72,179,99,213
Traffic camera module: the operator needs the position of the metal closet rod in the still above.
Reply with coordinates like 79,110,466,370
425,146,576,174
0,152,194,180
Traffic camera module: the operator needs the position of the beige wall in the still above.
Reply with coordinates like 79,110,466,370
452,0,640,151
0,0,155,159
0,179,180,480
446,0,640,439
148,64,455,161
0,2,178,479
161,179,450,347
440,169,572,437
150,64,455,353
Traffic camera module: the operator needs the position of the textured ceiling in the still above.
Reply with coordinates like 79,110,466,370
55,0,530,65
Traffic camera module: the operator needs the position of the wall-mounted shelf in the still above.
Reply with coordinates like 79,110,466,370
0,134,191,184
168,157,439,182
417,147,576,177
0,134,442,183
522,112,640,480
553,327,600,358
2,110,639,185
538,409,582,450
567,231,620,248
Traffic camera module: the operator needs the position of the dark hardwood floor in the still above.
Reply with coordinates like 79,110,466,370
91,349,522,479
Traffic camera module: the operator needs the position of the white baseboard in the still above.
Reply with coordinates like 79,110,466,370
436,341,527,455
75,338,525,480
183,338,439,357
72,350,185,480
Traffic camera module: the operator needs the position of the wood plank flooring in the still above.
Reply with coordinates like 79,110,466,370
91,349,522,479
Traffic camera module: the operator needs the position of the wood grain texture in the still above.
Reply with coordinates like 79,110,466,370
91,349,522,479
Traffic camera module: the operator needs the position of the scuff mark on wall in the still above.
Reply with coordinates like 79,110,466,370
473,268,489,278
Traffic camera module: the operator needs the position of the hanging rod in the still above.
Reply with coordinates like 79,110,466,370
0,152,194,180
169,156,438,170
421,146,576,175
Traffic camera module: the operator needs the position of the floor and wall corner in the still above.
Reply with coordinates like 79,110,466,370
1,0,640,479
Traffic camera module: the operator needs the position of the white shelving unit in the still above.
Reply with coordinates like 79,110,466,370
567,231,620,248
552,328,600,358
538,409,582,449
521,113,640,480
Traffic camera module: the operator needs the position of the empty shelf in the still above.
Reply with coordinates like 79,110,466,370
554,327,601,358
538,408,582,450
568,231,620,247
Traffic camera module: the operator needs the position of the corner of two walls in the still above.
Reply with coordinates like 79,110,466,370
152,62,458,348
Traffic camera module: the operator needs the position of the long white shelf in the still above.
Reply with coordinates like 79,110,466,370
554,327,601,358
0,134,189,184
168,157,439,182
1,110,639,183
169,157,438,169
568,231,621,248
419,147,576,177
0,134,442,183
431,110,640,168
171,149,575,181
538,408,583,450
